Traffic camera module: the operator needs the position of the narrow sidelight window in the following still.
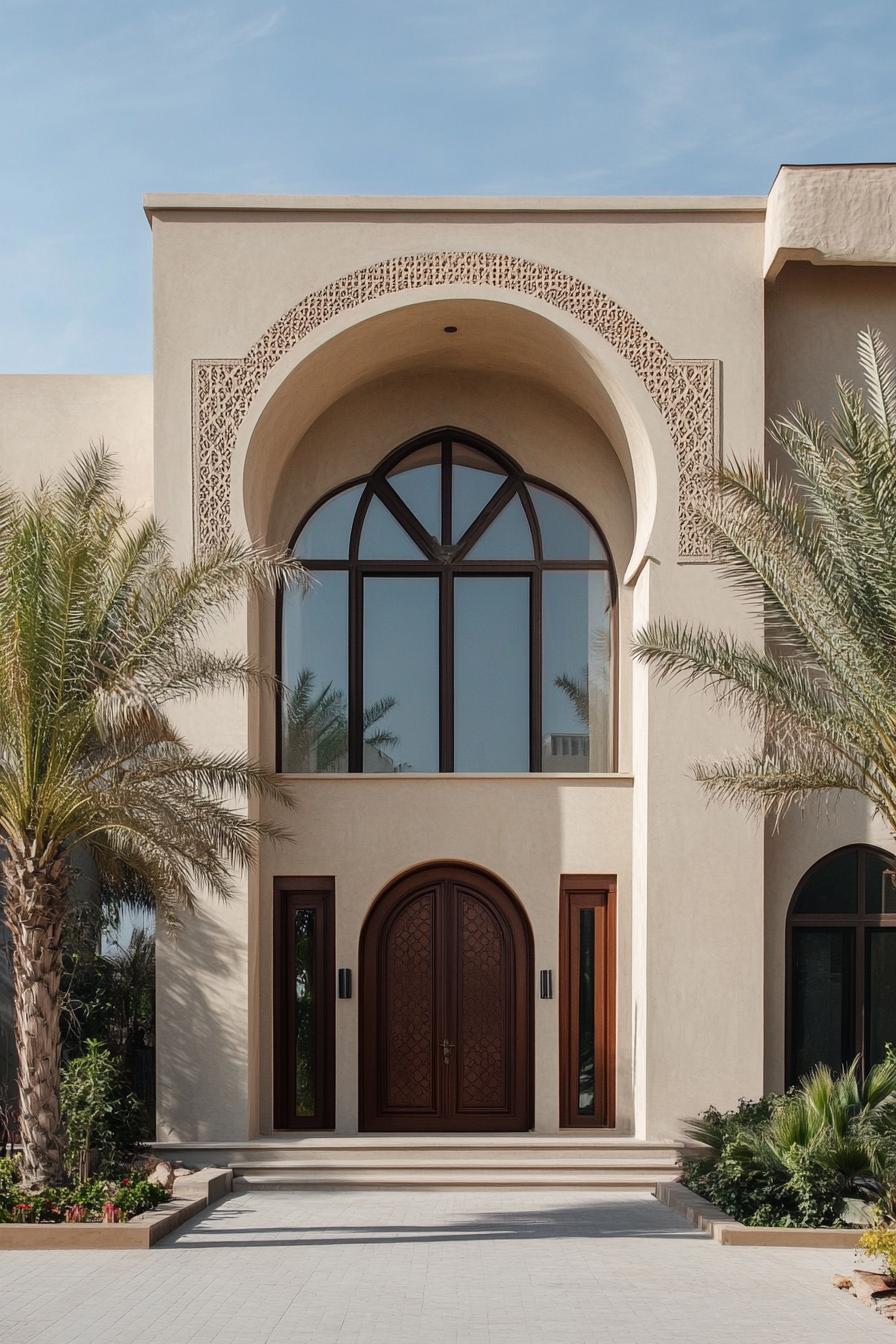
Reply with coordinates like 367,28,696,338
274,879,335,1129
559,876,616,1127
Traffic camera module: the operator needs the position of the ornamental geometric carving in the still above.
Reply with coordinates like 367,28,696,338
191,251,719,559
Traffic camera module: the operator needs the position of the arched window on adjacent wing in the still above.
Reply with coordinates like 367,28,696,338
788,845,896,1084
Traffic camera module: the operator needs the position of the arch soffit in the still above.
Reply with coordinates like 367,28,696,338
191,251,719,563
242,295,660,577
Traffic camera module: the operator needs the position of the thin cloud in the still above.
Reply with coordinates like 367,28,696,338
231,6,287,45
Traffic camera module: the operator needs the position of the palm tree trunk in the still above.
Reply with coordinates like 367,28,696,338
2,846,69,1188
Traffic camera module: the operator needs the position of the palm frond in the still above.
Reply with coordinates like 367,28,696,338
633,332,896,835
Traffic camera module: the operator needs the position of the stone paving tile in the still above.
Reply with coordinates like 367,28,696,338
0,1188,889,1343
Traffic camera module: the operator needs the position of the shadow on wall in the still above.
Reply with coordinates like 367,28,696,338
155,906,246,1143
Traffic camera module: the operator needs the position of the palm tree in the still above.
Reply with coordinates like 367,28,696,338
0,447,304,1187
634,330,896,837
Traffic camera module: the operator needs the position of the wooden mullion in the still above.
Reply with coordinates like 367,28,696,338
441,570,454,771
441,437,452,545
348,571,363,772
377,479,438,557
530,571,541,772
453,478,518,560
539,559,612,571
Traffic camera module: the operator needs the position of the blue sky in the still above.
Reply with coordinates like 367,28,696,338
1,0,895,372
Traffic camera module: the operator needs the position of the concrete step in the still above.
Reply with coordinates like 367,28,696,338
154,1135,687,1189
233,1166,680,1189
154,1137,685,1160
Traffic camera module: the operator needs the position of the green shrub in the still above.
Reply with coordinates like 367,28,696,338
0,1170,170,1223
784,1149,848,1227
683,1058,896,1228
60,1040,144,1180
0,1157,20,1204
113,1177,169,1219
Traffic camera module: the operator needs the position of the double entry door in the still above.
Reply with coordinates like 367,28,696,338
360,865,532,1131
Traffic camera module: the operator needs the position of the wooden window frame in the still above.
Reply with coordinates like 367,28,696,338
786,845,896,1086
276,426,618,775
273,877,335,1130
559,875,616,1128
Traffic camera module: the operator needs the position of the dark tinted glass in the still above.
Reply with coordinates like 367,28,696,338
294,908,316,1118
454,577,529,771
359,495,426,559
868,931,896,1067
281,571,348,772
363,577,439,772
578,907,595,1115
793,849,858,915
865,852,896,914
466,494,534,560
387,446,441,540
530,485,607,561
791,928,853,1083
293,483,363,560
542,571,613,771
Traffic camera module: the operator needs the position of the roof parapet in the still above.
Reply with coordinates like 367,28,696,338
765,164,896,281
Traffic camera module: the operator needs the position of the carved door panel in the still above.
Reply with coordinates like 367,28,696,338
360,866,531,1131
381,884,439,1116
449,884,511,1118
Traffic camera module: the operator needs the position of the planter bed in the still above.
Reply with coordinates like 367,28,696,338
655,1180,863,1247
0,1168,231,1250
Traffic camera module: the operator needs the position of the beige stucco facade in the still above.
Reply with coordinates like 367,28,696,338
2,164,894,1146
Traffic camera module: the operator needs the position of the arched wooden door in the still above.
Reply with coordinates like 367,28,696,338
360,865,533,1131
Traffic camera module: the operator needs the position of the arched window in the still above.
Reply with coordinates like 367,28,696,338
279,428,615,774
788,845,896,1085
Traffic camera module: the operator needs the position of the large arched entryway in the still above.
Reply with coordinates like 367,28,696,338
359,864,533,1131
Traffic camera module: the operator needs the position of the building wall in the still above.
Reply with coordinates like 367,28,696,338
0,374,153,507
147,201,767,1142
762,263,896,1091
11,186,894,1143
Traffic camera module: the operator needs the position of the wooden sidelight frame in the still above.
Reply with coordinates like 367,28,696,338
359,863,534,1132
273,877,335,1130
559,875,616,1128
786,844,896,1086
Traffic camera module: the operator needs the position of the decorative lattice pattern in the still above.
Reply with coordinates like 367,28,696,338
458,894,507,1111
384,894,435,1111
192,251,719,558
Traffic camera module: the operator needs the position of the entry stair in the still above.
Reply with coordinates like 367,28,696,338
153,1136,686,1190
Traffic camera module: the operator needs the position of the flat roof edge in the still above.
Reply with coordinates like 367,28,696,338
143,192,767,220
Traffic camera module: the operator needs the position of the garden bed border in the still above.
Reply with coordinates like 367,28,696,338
0,1167,232,1249
655,1180,863,1247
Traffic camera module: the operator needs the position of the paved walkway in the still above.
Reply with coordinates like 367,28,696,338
0,1188,889,1343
